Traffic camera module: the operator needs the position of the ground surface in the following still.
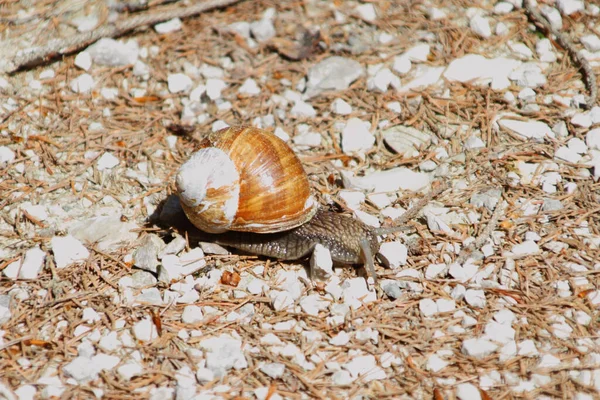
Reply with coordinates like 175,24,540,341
1,0,600,399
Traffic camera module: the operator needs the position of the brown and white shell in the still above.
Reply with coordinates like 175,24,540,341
176,126,317,233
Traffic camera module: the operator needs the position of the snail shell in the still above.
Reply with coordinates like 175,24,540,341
176,126,317,234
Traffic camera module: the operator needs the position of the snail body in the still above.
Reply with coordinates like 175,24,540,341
176,126,380,281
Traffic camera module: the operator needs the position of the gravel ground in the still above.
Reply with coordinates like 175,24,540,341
1,0,600,399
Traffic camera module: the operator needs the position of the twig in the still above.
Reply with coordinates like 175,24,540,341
3,0,245,74
455,191,505,265
524,0,597,109
375,181,448,235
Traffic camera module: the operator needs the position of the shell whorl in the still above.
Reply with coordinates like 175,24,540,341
176,126,317,233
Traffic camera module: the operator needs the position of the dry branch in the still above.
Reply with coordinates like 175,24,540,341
2,0,245,74
524,0,597,109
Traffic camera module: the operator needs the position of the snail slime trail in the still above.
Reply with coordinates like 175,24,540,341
176,126,384,282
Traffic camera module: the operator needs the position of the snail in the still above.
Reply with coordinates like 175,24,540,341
176,125,410,283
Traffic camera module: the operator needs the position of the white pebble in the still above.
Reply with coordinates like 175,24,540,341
181,305,203,324
168,73,193,93
338,190,365,211
250,18,276,42
464,289,486,308
74,52,92,71
290,101,316,118
470,15,491,38
206,79,227,100
331,98,352,115
456,383,482,400
3,247,46,280
329,331,350,346
133,317,158,342
386,101,402,113
419,298,438,317
51,235,89,269
239,78,260,96
355,3,377,21
154,18,182,34
97,152,120,170
341,118,375,154
510,240,540,256
310,244,333,279
377,242,407,269
556,0,584,15
461,338,498,358
0,146,15,167
70,74,95,93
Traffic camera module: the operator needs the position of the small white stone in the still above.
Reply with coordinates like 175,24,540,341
586,128,600,150
290,101,316,118
0,146,15,167
484,321,515,344
386,101,402,113
70,74,95,93
154,18,182,34
133,317,158,342
517,340,539,357
74,52,92,71
367,67,401,93
117,361,143,381
456,383,482,400
342,355,386,382
555,0,584,15
341,118,375,154
538,353,561,368
331,98,352,115
354,210,380,228
425,263,447,279
461,338,498,358
427,7,447,19
581,34,600,52
310,244,333,279
182,305,203,324
426,354,448,372
392,55,412,74
464,289,486,308
419,298,438,317
494,2,514,14
97,152,119,170
511,240,540,256
329,330,350,346
292,131,321,147
508,41,534,60
378,242,407,269
3,247,45,280
168,73,193,93
86,38,139,66
355,3,377,21
498,119,554,141
239,78,260,96
82,307,101,323
437,298,456,313
101,87,118,100
518,88,536,101
206,78,227,100
339,190,365,211
260,363,285,379
541,5,562,30
250,18,276,42
342,278,377,310
378,32,394,44
51,235,89,269
495,22,509,36
470,15,491,38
